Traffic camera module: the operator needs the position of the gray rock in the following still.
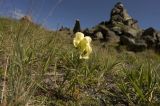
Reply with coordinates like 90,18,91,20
143,36,156,48
122,28,139,38
83,28,94,37
120,36,147,52
59,26,70,31
95,32,103,39
141,27,159,48
111,26,122,35
110,2,124,24
73,19,81,34
109,2,140,30
20,15,32,23
142,27,156,37
155,42,160,52
93,25,119,42
120,35,135,46
129,40,147,52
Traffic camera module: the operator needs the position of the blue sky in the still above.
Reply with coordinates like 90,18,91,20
0,0,160,30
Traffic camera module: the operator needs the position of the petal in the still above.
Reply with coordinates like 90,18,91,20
77,36,92,50
84,36,92,44
79,44,92,59
73,32,84,47
86,44,92,53
80,54,89,59
74,32,84,42
77,39,87,51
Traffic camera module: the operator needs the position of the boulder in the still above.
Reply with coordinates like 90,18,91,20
109,2,140,30
122,27,140,38
83,28,94,37
156,32,160,41
94,32,103,39
142,36,156,48
59,26,70,31
110,2,125,24
142,27,156,37
120,36,147,52
155,42,160,53
93,25,119,42
120,35,135,46
73,19,81,34
141,27,159,48
129,40,147,52
20,15,32,22
111,26,123,35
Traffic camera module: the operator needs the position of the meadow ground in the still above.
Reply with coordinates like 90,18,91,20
0,17,160,106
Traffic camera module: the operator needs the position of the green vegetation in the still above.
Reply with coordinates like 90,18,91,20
0,17,160,106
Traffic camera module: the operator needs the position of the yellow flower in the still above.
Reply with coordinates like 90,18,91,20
73,32,92,59
73,32,84,47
